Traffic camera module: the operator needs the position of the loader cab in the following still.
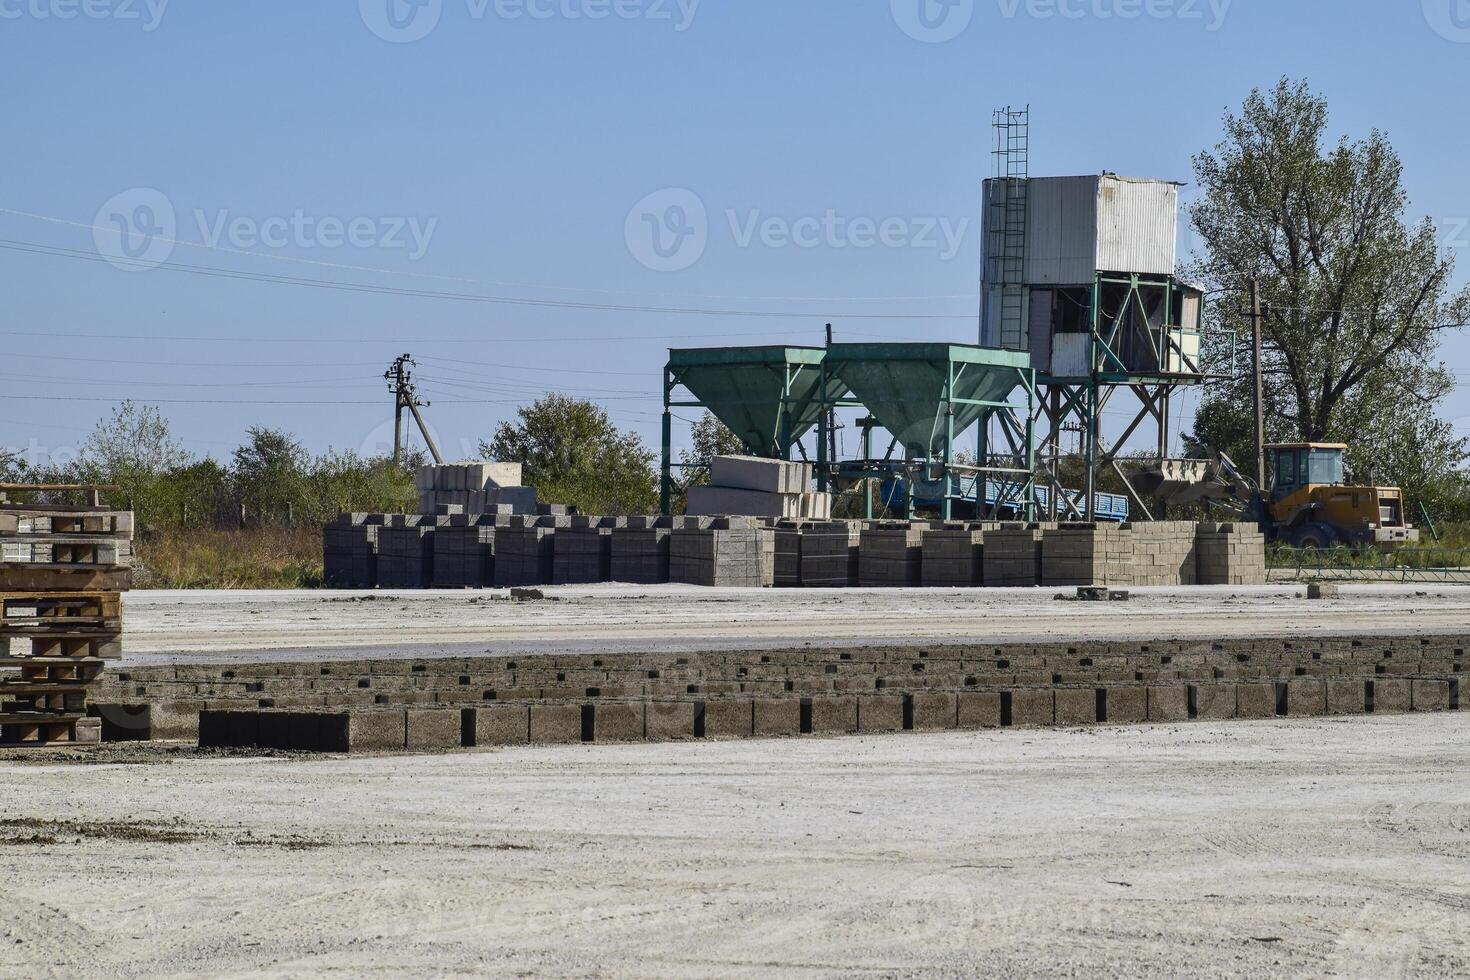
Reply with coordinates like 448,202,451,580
1269,443,1346,502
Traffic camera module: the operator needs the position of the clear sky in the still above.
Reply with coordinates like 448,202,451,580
2,0,1467,468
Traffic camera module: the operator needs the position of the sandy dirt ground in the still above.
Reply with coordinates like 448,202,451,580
1,714,1468,978
120,584,1470,665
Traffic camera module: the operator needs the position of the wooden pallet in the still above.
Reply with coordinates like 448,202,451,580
0,592,122,627
0,511,134,536
0,712,93,746
1,635,121,660
0,568,132,592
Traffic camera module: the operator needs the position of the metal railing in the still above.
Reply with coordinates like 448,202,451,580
1267,546,1470,584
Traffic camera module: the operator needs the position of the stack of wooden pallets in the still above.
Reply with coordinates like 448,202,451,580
0,485,132,747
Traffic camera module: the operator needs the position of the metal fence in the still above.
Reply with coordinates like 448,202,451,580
1267,547,1470,584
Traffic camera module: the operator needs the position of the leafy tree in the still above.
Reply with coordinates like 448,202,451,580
480,394,657,515
677,411,747,489
1186,78,1470,509
304,450,416,523
232,427,309,525
70,401,193,523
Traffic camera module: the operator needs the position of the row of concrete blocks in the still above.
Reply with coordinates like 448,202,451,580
102,635,1470,687
99,656,1470,708
188,675,1465,753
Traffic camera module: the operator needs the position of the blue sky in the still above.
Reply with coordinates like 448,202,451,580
2,0,1468,467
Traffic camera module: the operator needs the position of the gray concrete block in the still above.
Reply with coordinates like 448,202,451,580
1147,686,1190,723
1103,686,1147,724
1413,679,1452,712
593,702,644,742
807,696,858,735
529,703,584,743
1235,682,1276,719
350,710,407,751
703,699,753,739
471,704,530,746
646,700,697,741
1054,688,1097,726
257,710,292,750
1326,678,1367,715
753,698,801,736
957,690,1002,729
1192,684,1236,721
910,691,957,731
406,708,462,751
857,695,904,733
1010,688,1054,727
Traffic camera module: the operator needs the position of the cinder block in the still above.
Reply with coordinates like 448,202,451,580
316,713,351,753
703,699,753,738
1326,678,1367,715
287,712,324,751
197,709,229,748
529,703,585,743
350,709,407,751
1103,686,1147,724
1054,688,1097,726
405,708,462,751
1413,679,1452,712
858,695,904,733
647,700,697,741
754,698,801,736
1372,678,1412,714
1010,688,1054,727
1147,686,1190,723
471,704,530,746
226,709,260,748
910,691,957,730
1235,683,1276,719
592,702,644,743
1192,684,1236,721
957,690,1002,729
151,699,203,740
807,696,858,735
1284,678,1326,717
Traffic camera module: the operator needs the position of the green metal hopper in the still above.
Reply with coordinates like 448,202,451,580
665,346,848,457
824,343,1033,459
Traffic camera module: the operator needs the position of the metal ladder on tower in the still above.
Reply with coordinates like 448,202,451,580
990,106,1029,351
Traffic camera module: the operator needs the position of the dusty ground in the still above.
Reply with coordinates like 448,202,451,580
1,714,1467,978
121,583,1470,665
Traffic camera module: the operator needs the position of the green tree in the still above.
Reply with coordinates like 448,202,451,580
71,401,193,524
480,394,657,515
232,427,310,525
1186,78,1470,508
677,411,747,488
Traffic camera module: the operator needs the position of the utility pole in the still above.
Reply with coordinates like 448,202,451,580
1250,279,1266,490
385,354,444,466
825,323,838,466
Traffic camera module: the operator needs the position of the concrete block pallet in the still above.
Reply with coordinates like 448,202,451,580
800,521,862,587
859,523,928,587
1040,523,1135,587
0,494,133,747
982,523,1049,587
553,517,625,585
669,519,767,587
921,524,989,587
609,517,673,584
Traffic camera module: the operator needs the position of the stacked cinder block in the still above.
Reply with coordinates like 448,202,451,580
921,524,987,587
376,518,441,588
686,456,832,520
982,523,1046,587
800,521,862,587
609,517,673,584
859,523,928,587
415,461,536,516
1131,521,1199,586
770,522,812,588
670,517,766,587
1196,523,1268,585
553,517,626,585
431,515,505,588
323,513,385,588
1041,524,1136,587
493,516,564,587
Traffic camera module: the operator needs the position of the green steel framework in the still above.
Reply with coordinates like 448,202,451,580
1033,272,1207,522
662,343,1036,521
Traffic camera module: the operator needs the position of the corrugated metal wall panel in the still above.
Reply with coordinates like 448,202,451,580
1028,289,1053,373
1023,176,1097,285
1095,177,1177,275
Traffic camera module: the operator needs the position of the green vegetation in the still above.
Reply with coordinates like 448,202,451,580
1185,78,1470,522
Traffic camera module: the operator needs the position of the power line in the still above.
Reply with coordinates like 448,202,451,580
0,205,974,304
0,238,973,321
